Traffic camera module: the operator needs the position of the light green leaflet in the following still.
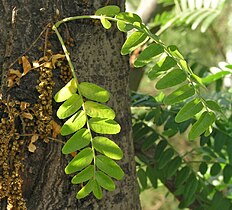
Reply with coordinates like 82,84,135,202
92,136,123,160
61,110,87,135
175,98,203,123
76,179,94,199
156,69,187,90
57,94,83,119
62,128,91,154
188,111,216,140
79,82,110,103
100,17,111,29
164,84,195,105
93,180,102,199
54,78,78,102
71,165,94,184
95,171,115,191
95,5,120,17
168,45,184,60
89,118,121,134
117,20,134,32
65,147,93,174
96,155,124,180
116,12,142,23
134,43,164,67
121,31,148,55
84,101,115,119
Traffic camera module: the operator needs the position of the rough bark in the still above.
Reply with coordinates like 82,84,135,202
0,0,141,209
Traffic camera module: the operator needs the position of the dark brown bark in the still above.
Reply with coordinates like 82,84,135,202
0,1,141,209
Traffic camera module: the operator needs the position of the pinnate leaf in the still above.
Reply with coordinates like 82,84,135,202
96,155,124,180
95,171,115,191
79,82,110,103
188,111,216,140
89,118,121,134
84,101,115,119
54,78,78,102
62,128,91,154
65,147,93,174
61,110,87,135
71,165,94,184
93,136,123,160
121,31,148,55
57,94,83,119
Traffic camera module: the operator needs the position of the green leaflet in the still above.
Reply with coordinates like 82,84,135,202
188,111,216,140
154,140,168,160
117,20,134,32
175,167,191,187
146,166,158,188
96,155,124,180
158,148,174,169
134,43,164,67
57,94,83,119
155,69,187,90
61,110,87,135
71,165,94,184
95,171,115,191
167,45,184,60
95,5,120,17
79,82,110,103
164,84,195,105
93,180,103,199
202,71,231,84
210,163,221,176
223,165,232,183
76,179,94,199
89,118,121,134
199,162,208,175
54,78,78,102
148,56,177,80
137,168,147,190
93,136,123,160
65,147,93,174
121,31,148,55
205,100,221,112
175,98,203,123
100,17,111,29
84,101,115,119
62,128,91,154
116,12,142,24
166,156,182,178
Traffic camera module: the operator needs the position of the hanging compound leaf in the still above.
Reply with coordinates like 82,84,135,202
65,147,93,174
89,118,121,134
156,69,187,89
134,43,164,67
188,111,216,140
93,136,123,160
96,155,124,180
164,84,195,105
71,165,94,184
61,110,87,135
121,31,148,55
62,128,91,154
175,98,203,123
57,94,83,119
95,5,120,17
100,17,111,29
79,82,110,103
95,171,115,191
54,78,78,102
93,180,103,199
76,179,94,199
84,101,115,119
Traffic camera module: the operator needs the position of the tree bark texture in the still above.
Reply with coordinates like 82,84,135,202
0,0,141,209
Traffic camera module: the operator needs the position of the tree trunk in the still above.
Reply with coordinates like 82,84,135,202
0,1,141,209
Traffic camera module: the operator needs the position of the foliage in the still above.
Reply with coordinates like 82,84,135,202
51,4,232,208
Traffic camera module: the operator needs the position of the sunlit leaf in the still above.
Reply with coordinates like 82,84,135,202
167,45,184,59
100,17,111,29
116,12,142,23
117,20,133,32
121,31,148,55
93,136,123,160
65,147,93,174
62,128,91,154
79,82,110,103
84,101,115,119
76,179,94,199
54,78,78,102
89,118,120,134
57,94,83,119
61,110,87,135
202,71,231,84
95,5,120,17
96,155,124,180
95,171,115,191
93,180,103,199
189,111,216,140
71,165,94,184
